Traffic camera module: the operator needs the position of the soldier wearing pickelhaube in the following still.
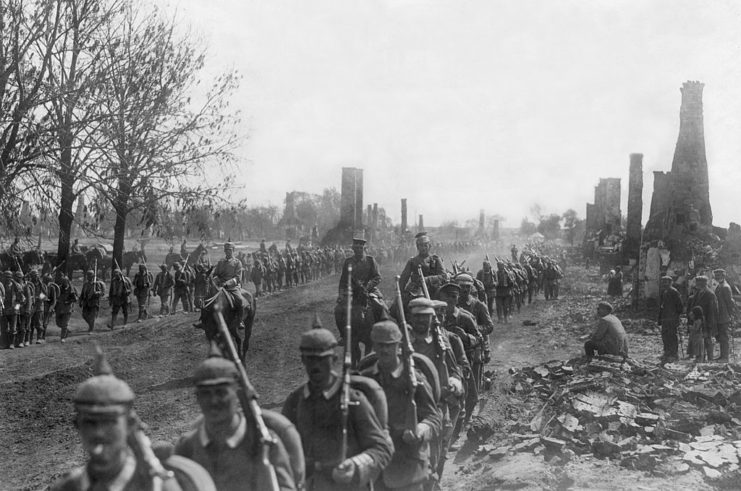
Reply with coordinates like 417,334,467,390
398,232,448,305
282,327,394,491
212,242,244,328
51,347,216,491
173,346,297,491
79,270,105,333
361,320,441,491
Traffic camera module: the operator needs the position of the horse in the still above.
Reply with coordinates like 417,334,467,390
334,289,390,366
0,249,45,272
198,277,257,362
123,249,147,276
193,265,213,310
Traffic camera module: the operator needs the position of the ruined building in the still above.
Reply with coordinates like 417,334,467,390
585,177,621,239
321,167,363,245
624,154,643,262
644,81,713,247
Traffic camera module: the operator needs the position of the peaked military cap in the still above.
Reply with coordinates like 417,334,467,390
438,282,461,294
224,242,235,250
74,346,135,415
299,328,337,356
713,269,726,275
415,232,430,243
454,273,474,286
193,358,238,387
371,320,402,343
431,299,447,310
173,262,181,269
695,275,708,282
352,237,366,246
409,297,435,315
660,275,673,281
86,270,94,276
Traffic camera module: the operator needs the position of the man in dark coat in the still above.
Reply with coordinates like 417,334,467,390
658,275,684,362
714,269,737,362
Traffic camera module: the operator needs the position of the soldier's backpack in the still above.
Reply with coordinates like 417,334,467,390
356,351,442,403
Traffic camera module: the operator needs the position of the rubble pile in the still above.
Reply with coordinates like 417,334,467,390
474,355,741,482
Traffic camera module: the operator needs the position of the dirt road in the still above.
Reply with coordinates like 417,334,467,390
0,253,705,490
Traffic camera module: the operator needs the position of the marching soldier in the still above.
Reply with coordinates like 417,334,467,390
51,348,216,491
361,320,442,491
29,270,47,344
9,236,24,267
71,238,83,255
282,328,394,490
455,274,493,364
172,262,190,314
108,268,132,329
475,261,496,315
153,264,174,315
18,271,35,347
56,271,77,343
2,271,21,349
398,232,448,307
173,348,297,490
41,273,59,343
80,270,105,333
434,286,481,431
133,264,152,322
181,239,188,258
494,262,514,323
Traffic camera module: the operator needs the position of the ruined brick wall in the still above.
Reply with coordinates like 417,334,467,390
624,154,643,261
401,198,408,234
586,178,621,236
670,81,712,227
340,167,363,230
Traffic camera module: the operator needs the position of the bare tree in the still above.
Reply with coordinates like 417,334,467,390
88,0,239,267
33,0,121,268
0,0,62,231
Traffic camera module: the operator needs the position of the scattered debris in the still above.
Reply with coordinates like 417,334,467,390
475,355,741,483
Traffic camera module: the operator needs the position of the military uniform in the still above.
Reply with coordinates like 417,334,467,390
174,352,296,490
18,272,35,347
133,266,152,321
42,274,59,341
29,272,46,344
475,263,496,314
212,243,244,330
108,270,132,328
494,265,514,322
79,272,105,332
56,273,76,342
172,264,190,313
362,321,442,491
153,266,174,315
283,328,393,491
51,349,215,491
398,233,448,304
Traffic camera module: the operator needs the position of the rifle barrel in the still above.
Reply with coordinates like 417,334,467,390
340,264,353,462
214,310,280,491
395,275,418,433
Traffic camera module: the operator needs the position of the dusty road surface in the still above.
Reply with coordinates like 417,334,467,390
0,251,721,490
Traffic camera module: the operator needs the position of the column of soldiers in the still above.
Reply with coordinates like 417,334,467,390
246,243,346,297
49,232,567,491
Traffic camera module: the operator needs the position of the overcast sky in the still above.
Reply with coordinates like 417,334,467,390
159,0,741,229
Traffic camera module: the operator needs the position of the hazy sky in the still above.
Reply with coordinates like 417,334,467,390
160,0,741,228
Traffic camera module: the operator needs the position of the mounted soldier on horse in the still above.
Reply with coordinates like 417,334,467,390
193,242,256,362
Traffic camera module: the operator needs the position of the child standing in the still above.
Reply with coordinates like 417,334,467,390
688,306,706,362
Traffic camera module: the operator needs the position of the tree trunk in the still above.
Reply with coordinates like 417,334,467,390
112,184,130,272
57,138,75,274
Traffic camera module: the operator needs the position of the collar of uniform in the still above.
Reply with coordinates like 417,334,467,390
198,413,246,449
302,373,342,400
411,330,433,344
365,362,403,378
81,449,136,491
